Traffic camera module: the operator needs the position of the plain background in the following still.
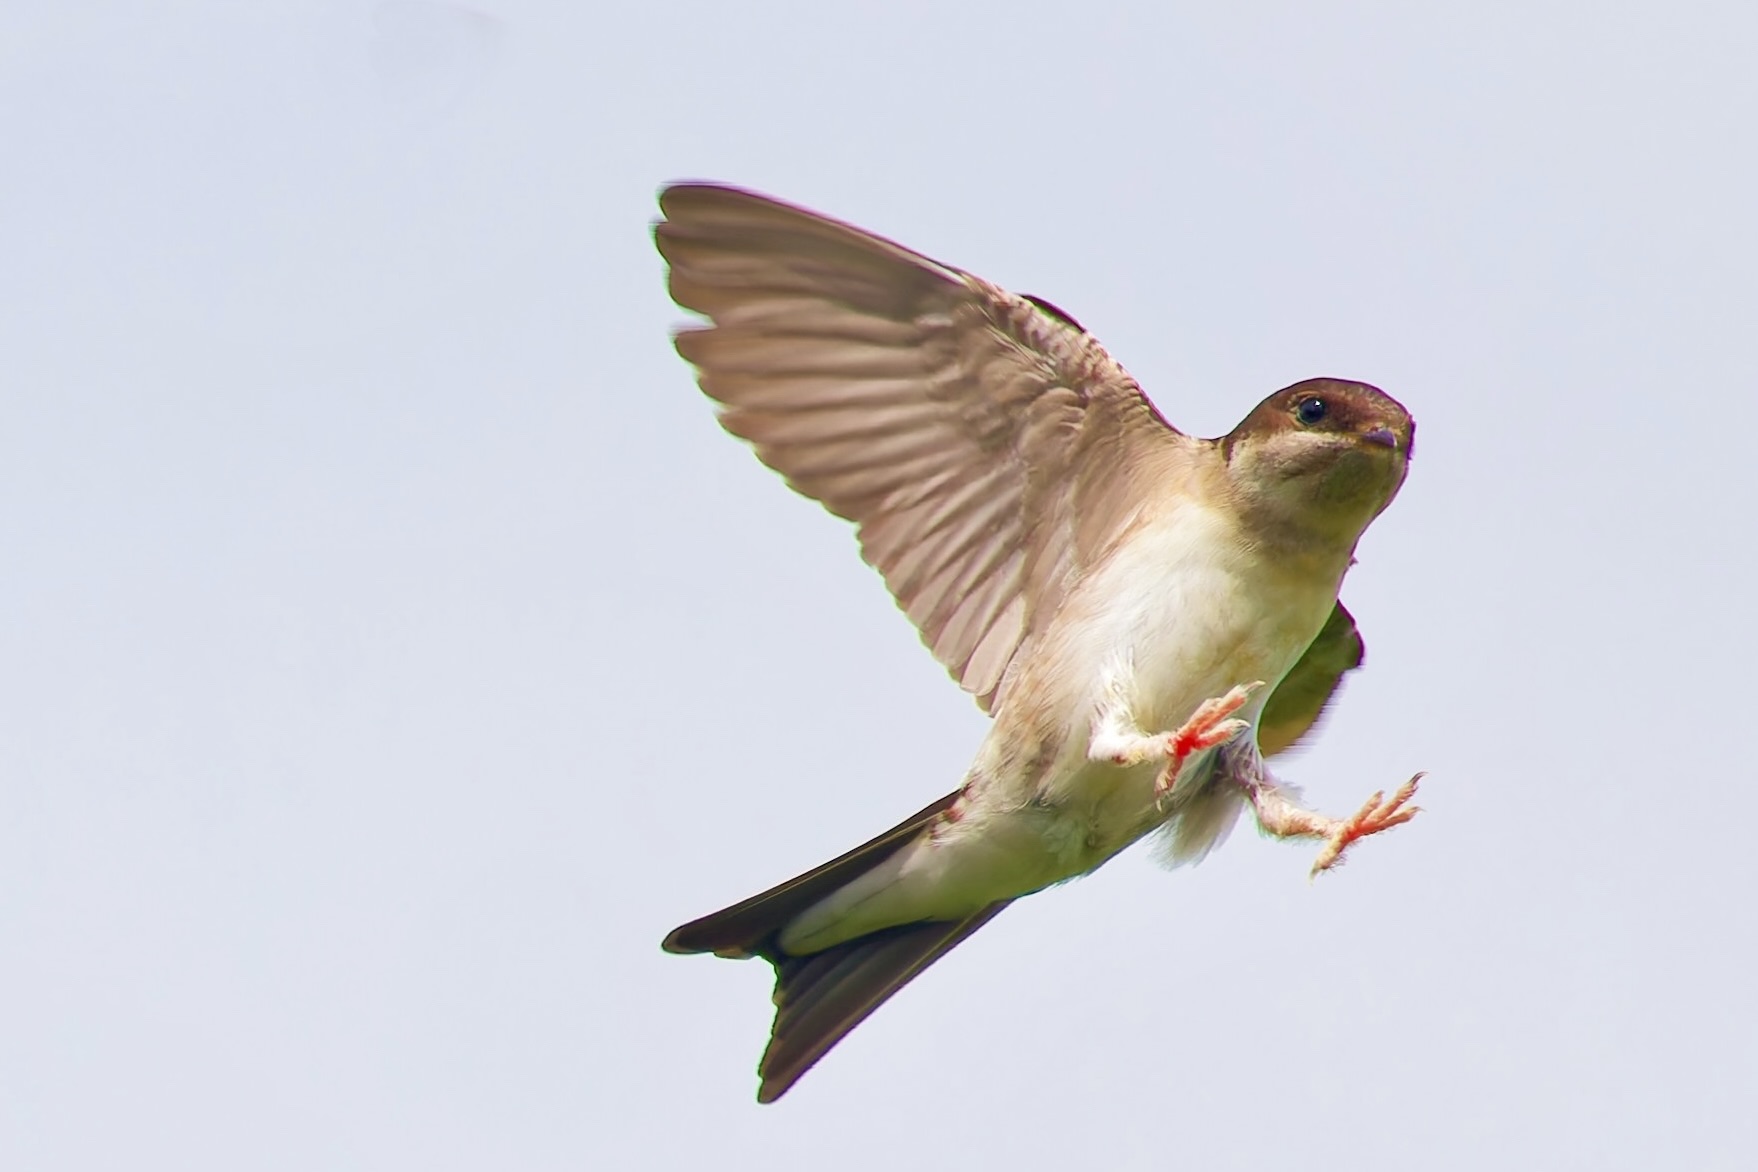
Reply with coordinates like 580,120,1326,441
4,2,1756,1168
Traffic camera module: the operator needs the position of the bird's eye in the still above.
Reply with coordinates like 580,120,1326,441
1296,397,1328,424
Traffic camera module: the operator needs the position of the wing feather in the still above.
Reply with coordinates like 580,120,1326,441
657,183,1187,711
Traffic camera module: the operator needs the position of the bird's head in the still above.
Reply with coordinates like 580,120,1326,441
1218,378,1414,553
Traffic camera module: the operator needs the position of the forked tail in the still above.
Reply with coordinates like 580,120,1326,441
664,791,1012,1101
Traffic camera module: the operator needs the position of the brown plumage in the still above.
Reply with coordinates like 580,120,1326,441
663,791,1003,1103
662,606,1371,1102
655,182,1180,713
656,183,1419,1102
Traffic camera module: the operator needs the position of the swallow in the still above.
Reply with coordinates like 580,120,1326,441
654,184,1422,1102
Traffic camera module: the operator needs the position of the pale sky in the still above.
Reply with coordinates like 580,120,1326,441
3,2,1756,1169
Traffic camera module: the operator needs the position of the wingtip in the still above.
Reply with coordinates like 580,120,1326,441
656,180,777,220
655,178,718,207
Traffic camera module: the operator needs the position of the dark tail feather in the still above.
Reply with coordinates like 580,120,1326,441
757,902,1009,1101
663,790,1012,1101
662,791,961,957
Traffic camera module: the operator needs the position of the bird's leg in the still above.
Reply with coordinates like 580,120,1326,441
1216,741,1423,876
1088,666,1264,799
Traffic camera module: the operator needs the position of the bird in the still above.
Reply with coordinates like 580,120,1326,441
655,183,1422,1103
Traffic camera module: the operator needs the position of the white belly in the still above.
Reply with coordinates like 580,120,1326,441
1098,518,1321,724
987,503,1341,860
783,503,1348,947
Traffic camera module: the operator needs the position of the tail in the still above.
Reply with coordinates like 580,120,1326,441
664,791,1012,1102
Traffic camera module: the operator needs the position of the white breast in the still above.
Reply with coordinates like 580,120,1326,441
782,502,1352,947
1073,504,1331,728
970,501,1341,844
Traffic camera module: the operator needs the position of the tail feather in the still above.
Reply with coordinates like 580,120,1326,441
664,789,1010,1101
758,904,1009,1101
662,791,959,958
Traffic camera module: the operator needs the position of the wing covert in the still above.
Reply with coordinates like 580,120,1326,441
657,184,1186,711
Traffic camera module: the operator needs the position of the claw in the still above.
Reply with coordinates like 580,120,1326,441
1309,773,1424,877
1154,681,1264,800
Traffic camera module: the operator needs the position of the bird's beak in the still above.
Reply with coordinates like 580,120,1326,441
1361,426,1400,450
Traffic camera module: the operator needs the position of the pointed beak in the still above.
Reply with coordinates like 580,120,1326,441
1362,426,1400,450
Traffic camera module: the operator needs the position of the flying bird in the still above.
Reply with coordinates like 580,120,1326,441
656,184,1422,1102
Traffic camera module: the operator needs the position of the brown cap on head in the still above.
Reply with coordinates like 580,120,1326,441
1219,378,1415,550
1222,378,1415,459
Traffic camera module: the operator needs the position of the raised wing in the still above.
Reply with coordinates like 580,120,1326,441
657,184,1188,711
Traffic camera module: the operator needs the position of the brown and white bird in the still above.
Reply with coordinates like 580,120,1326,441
656,184,1422,1102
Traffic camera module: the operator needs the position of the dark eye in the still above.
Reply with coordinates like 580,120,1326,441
1296,397,1328,424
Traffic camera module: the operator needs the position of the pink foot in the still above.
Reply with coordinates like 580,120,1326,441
1309,775,1423,876
1154,682,1263,800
